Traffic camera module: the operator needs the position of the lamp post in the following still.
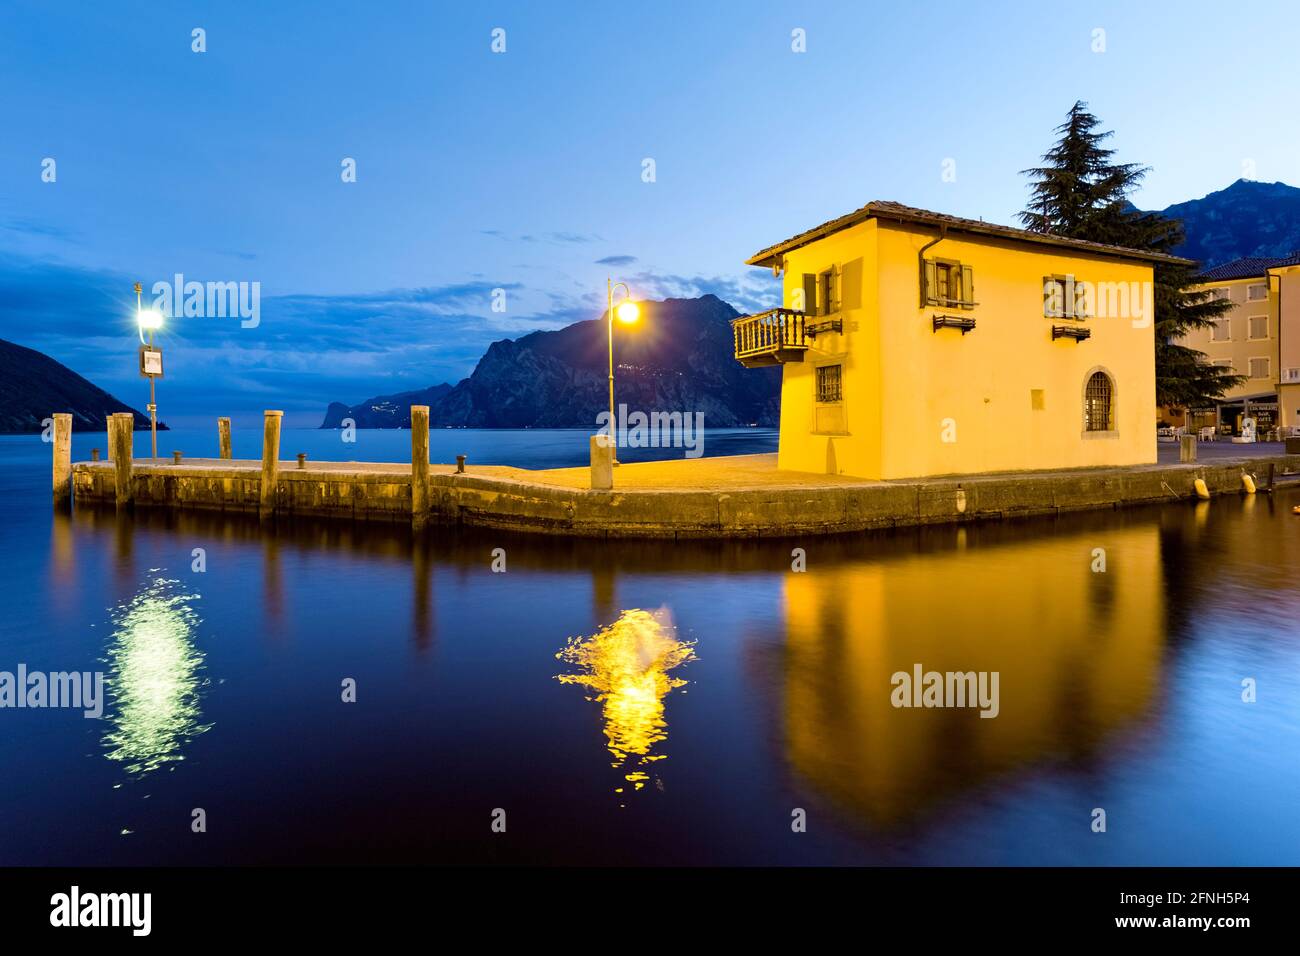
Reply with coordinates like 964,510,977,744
606,278,639,464
135,282,164,461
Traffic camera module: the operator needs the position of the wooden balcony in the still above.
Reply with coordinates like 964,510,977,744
732,308,811,368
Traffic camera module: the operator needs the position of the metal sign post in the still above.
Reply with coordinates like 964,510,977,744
134,282,163,461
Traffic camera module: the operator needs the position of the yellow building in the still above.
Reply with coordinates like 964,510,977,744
732,201,1188,479
1180,253,1300,434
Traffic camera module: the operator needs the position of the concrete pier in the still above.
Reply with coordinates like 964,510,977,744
52,405,1300,539
64,450,1300,539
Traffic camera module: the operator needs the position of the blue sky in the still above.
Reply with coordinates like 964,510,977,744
2,0,1298,426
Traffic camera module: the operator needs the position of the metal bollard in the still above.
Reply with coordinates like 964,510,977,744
456,454,466,474
173,450,183,464
91,448,100,462
297,453,307,469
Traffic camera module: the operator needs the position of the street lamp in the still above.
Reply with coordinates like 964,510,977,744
606,278,639,464
134,282,163,461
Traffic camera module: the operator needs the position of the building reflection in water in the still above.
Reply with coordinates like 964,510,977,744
102,576,210,776
556,608,696,797
780,523,1166,829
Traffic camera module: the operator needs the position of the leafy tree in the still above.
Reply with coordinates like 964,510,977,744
1020,101,1243,409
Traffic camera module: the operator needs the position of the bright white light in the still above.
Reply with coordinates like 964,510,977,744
137,309,164,331
616,301,640,324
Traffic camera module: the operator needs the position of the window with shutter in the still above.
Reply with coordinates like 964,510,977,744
1248,315,1268,339
936,262,952,305
1044,276,1083,318
819,269,833,316
1249,357,1270,379
1044,277,1063,317
1073,278,1090,318
922,259,974,308
922,259,937,306
801,274,817,315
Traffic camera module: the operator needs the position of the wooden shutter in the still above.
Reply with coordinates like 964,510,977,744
802,274,817,315
960,265,974,310
830,264,842,313
921,259,936,306
1043,276,1055,317
1074,278,1091,319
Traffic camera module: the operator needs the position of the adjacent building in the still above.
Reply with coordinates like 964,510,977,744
733,201,1187,479
1178,253,1300,434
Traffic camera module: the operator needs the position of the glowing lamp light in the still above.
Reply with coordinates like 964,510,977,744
616,301,639,324
137,308,164,331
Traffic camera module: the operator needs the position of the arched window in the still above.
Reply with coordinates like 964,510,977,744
1084,371,1114,431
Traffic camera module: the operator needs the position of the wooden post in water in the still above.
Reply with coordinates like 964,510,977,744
218,417,232,459
410,405,430,531
110,413,134,508
52,413,72,506
260,410,283,518
104,421,112,461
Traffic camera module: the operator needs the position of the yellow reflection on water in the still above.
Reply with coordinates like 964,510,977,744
103,577,209,776
556,608,696,795
781,524,1165,828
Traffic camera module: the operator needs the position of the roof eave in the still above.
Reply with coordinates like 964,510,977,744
745,205,1193,269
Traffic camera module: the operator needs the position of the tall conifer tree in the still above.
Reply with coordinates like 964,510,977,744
1020,102,1243,409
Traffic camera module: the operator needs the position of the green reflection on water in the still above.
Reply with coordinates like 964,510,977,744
102,577,210,776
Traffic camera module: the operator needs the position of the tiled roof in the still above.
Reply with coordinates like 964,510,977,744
1197,253,1300,282
745,200,1193,268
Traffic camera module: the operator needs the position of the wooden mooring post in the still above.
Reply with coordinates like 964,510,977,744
411,405,430,531
109,413,135,508
52,413,72,506
218,416,232,459
260,410,283,518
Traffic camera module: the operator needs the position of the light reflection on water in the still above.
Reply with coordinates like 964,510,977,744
4,426,1300,864
556,608,696,798
102,576,210,776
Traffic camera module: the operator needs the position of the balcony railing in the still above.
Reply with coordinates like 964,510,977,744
732,308,811,367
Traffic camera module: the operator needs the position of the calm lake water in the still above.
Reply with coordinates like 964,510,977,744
2,427,1298,865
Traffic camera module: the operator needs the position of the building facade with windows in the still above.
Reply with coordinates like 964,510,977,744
732,201,1186,479
1181,253,1300,434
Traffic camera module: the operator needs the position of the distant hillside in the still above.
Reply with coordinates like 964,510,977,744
0,337,156,434
1158,179,1300,268
320,383,455,429
321,295,781,429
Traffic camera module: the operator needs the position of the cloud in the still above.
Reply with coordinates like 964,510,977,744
481,230,604,245
0,253,584,422
623,270,780,315
0,250,770,425
1,218,78,242
594,255,638,266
